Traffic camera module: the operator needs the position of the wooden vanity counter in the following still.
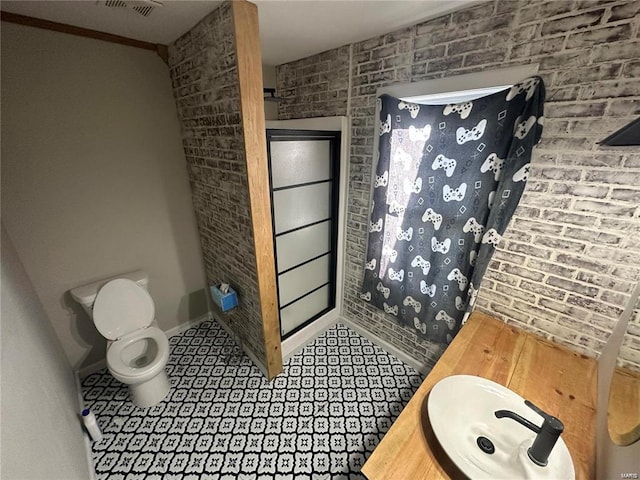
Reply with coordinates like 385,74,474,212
361,312,598,480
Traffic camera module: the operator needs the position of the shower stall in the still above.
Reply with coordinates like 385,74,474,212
265,117,348,355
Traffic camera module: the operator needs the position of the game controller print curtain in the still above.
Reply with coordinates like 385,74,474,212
361,76,545,344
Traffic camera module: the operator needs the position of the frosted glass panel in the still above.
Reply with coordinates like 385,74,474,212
270,140,331,189
280,285,330,335
273,183,331,234
267,131,340,340
276,221,330,273
278,255,329,306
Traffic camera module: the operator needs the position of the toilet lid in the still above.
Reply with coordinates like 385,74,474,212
92,278,155,340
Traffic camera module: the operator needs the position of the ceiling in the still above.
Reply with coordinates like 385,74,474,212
0,0,477,66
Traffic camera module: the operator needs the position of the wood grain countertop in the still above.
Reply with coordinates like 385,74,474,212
361,312,598,480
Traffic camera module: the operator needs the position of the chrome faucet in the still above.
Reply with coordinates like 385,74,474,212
495,400,564,467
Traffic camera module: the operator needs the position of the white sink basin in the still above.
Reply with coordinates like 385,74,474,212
428,375,575,479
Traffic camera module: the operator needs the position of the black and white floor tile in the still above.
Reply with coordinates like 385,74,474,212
81,321,425,479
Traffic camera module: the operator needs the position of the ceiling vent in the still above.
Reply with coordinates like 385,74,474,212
98,0,163,18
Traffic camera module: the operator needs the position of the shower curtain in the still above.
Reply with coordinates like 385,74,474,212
360,76,545,344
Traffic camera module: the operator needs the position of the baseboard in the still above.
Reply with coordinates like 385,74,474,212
163,312,213,339
281,310,339,362
74,370,86,411
339,316,431,375
74,371,98,480
213,314,269,378
77,359,107,379
240,343,269,378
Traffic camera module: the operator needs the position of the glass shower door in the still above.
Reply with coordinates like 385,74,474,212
267,130,340,339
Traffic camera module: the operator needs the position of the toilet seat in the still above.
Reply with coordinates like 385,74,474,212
93,278,155,340
106,326,169,383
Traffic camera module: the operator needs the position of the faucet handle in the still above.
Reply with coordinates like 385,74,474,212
525,399,550,419
524,400,564,434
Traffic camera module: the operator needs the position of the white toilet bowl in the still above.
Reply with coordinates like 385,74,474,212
92,278,171,407
106,325,170,407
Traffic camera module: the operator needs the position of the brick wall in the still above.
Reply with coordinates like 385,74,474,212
168,2,266,364
277,0,640,370
277,46,351,119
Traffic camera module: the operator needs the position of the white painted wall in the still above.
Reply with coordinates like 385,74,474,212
1,226,92,479
1,23,208,370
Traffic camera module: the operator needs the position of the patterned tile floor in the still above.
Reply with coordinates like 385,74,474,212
82,320,425,479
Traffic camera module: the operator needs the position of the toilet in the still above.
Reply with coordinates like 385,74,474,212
70,271,170,407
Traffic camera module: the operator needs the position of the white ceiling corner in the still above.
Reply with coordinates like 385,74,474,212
255,0,479,66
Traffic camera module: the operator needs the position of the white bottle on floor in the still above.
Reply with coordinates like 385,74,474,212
81,408,103,442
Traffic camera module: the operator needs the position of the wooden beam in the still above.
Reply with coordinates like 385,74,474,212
0,11,168,65
231,0,283,379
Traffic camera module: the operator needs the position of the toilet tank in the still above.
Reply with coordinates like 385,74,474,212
70,270,149,316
